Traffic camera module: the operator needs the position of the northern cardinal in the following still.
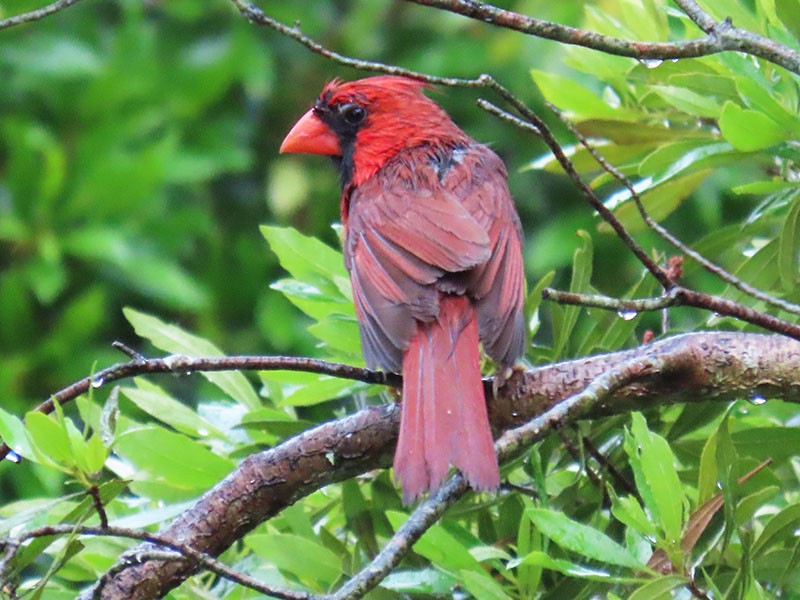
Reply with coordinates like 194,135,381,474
280,76,525,503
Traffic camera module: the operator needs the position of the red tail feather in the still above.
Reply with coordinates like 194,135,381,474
393,295,500,504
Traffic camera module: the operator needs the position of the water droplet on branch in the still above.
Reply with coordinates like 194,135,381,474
641,59,663,69
617,309,638,321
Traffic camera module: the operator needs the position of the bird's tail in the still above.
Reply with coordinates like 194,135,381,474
394,294,500,504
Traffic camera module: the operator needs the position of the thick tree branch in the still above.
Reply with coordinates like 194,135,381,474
75,332,800,598
0,0,83,31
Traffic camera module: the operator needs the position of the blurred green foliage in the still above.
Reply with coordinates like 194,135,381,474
1,0,800,597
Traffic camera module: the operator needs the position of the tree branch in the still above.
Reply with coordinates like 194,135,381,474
672,0,717,33
546,103,800,318
0,354,397,462
75,332,800,598
1,524,316,600
405,0,800,75
0,0,83,31
544,287,800,340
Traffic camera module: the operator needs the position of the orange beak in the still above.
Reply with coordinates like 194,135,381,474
279,109,341,156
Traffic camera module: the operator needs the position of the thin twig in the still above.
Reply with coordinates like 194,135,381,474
87,486,109,529
329,474,469,599
2,524,317,600
111,341,146,362
672,0,717,32
405,0,800,75
0,354,397,462
547,103,800,318
559,430,604,489
476,98,675,290
581,435,638,498
0,0,83,31
541,288,675,313
229,0,483,87
544,287,800,340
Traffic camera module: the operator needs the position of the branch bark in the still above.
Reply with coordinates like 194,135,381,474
79,331,800,598
405,0,800,75
0,0,83,31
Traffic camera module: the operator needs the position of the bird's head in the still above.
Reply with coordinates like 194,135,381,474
280,76,468,187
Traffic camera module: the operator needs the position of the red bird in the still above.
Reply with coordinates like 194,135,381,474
280,76,525,503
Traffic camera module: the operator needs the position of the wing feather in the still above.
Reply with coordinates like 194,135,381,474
345,144,526,372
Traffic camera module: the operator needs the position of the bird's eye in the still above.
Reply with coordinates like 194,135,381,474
341,104,366,126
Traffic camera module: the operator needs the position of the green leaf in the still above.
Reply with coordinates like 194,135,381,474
515,497,543,596
271,278,354,321
381,568,458,595
637,141,735,187
512,551,643,583
628,575,688,599
386,511,482,573
259,370,368,406
552,230,592,358
731,427,800,463
602,170,710,233
650,85,722,118
715,412,738,545
608,487,658,539
459,569,512,600
238,407,315,440
26,412,72,468
776,0,800,40
246,533,342,590
778,192,800,293
524,270,555,341
84,434,108,474
735,486,780,525
732,180,795,195
306,314,363,358
627,413,685,546
734,76,800,133
120,380,228,439
0,407,33,459
531,70,627,119
751,503,800,558
123,308,261,411
261,225,349,297
526,507,646,570
718,101,789,151
697,428,719,505
114,425,234,490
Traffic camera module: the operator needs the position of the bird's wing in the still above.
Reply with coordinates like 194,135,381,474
345,144,525,371
345,148,491,371
455,145,527,367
